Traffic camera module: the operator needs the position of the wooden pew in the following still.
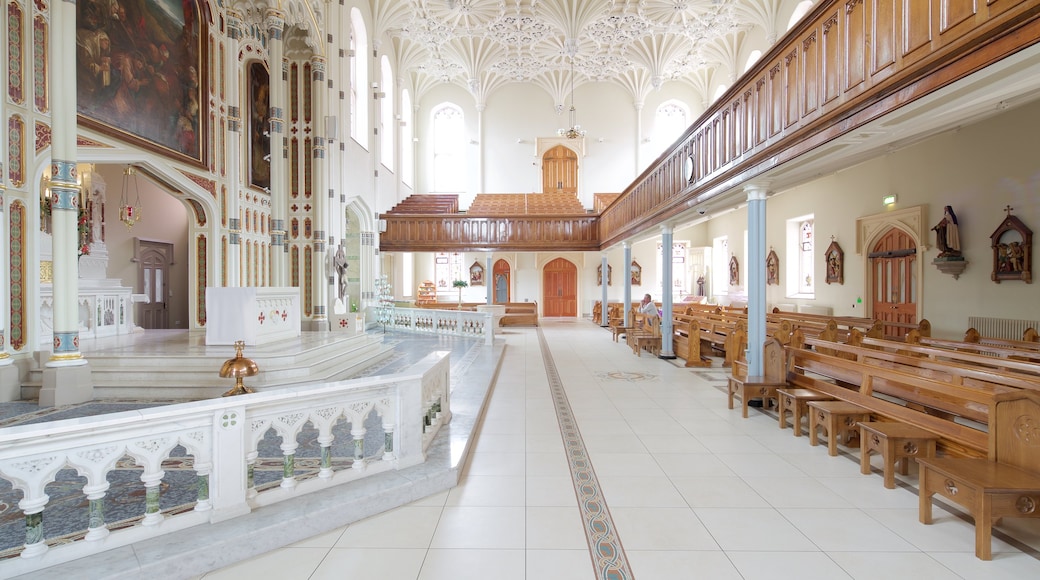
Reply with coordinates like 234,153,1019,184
917,390,1040,560
626,313,661,357
804,336,1040,395
786,347,996,457
728,337,786,418
862,336,1040,379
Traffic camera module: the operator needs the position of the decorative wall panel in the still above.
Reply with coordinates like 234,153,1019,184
8,201,24,350
7,1,23,105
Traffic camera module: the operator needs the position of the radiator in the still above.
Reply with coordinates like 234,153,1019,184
798,304,833,316
967,316,1040,340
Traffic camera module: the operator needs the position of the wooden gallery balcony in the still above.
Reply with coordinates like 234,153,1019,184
380,0,1040,253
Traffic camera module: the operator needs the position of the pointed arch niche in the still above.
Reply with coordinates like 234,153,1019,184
856,205,928,321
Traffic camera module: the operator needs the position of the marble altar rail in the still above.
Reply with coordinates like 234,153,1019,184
388,307,494,345
0,351,450,576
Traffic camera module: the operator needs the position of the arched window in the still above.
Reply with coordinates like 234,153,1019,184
712,84,729,102
743,50,762,73
431,103,466,193
349,8,368,146
787,215,815,297
787,1,814,30
380,56,394,171
650,100,689,155
401,90,414,187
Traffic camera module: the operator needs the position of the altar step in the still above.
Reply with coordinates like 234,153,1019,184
22,332,394,400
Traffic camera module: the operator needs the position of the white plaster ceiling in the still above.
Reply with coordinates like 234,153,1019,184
371,0,811,107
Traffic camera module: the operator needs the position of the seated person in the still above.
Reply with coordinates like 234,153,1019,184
639,293,660,318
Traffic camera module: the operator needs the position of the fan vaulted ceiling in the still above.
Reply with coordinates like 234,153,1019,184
371,0,811,108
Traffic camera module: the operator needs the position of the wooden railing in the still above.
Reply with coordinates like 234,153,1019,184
378,215,600,252
379,0,1040,252
597,0,1040,246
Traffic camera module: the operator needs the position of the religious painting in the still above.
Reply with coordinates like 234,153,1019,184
597,263,612,286
631,261,642,286
766,249,779,285
990,206,1032,284
825,239,844,285
728,256,739,286
76,0,204,163
469,261,484,286
248,62,272,191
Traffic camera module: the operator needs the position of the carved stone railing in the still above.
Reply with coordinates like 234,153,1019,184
378,215,599,252
598,0,1040,246
0,352,450,575
388,307,494,345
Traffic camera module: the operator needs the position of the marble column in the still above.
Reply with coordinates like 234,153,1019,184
623,242,632,326
659,225,675,358
266,10,288,287
225,11,244,287
746,185,769,377
311,56,329,330
40,0,92,407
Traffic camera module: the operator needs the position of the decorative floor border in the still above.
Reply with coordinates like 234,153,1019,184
537,328,633,580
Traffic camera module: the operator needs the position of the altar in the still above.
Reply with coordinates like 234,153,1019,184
205,287,302,346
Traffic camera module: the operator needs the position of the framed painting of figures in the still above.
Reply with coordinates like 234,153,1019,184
76,0,205,164
248,62,272,191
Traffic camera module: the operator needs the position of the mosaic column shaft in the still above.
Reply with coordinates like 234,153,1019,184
47,0,84,366
311,56,328,325
0,175,8,364
485,252,492,304
266,10,288,287
225,11,244,287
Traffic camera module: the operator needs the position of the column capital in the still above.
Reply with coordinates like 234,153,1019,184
660,223,673,235
744,182,770,201
265,10,286,38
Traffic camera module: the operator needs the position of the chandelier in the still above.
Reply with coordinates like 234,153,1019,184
119,165,142,229
557,56,585,139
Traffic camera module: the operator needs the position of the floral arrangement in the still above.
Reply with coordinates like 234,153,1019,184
78,206,91,257
452,280,468,288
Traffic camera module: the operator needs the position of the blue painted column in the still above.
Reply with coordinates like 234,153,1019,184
623,242,632,326
600,253,609,326
659,225,675,358
746,185,769,377
485,253,493,304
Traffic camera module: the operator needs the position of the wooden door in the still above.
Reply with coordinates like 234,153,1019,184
542,258,577,317
869,228,917,338
493,259,510,303
541,145,578,193
137,241,174,329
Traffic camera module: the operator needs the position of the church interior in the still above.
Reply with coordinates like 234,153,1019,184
1,0,1040,577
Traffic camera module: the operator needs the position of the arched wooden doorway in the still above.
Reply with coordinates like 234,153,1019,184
493,259,510,303
541,145,578,194
542,258,577,317
869,228,918,338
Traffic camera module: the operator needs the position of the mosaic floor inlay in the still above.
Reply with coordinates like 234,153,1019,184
538,328,633,580
595,370,657,382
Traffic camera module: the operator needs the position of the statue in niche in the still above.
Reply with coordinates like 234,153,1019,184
932,205,962,259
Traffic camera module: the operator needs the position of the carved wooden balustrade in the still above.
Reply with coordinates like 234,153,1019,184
379,0,1040,253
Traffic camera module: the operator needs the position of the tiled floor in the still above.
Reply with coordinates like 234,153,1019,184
200,319,1040,580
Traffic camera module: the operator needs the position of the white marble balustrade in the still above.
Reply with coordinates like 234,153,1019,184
389,307,494,345
0,352,450,576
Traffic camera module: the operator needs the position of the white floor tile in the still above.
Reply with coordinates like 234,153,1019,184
609,507,721,550
780,508,917,551
695,508,818,551
309,548,427,580
429,506,526,549
827,551,963,579
525,549,598,580
336,506,442,548
670,476,771,508
727,551,852,580
200,547,327,579
595,475,687,507
419,549,526,580
627,550,743,580
526,506,589,549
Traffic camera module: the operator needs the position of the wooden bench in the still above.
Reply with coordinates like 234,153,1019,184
727,338,785,418
917,390,1040,560
858,421,938,489
626,314,661,357
786,347,996,457
806,400,872,456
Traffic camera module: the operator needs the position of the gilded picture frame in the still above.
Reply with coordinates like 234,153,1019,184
76,0,205,164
